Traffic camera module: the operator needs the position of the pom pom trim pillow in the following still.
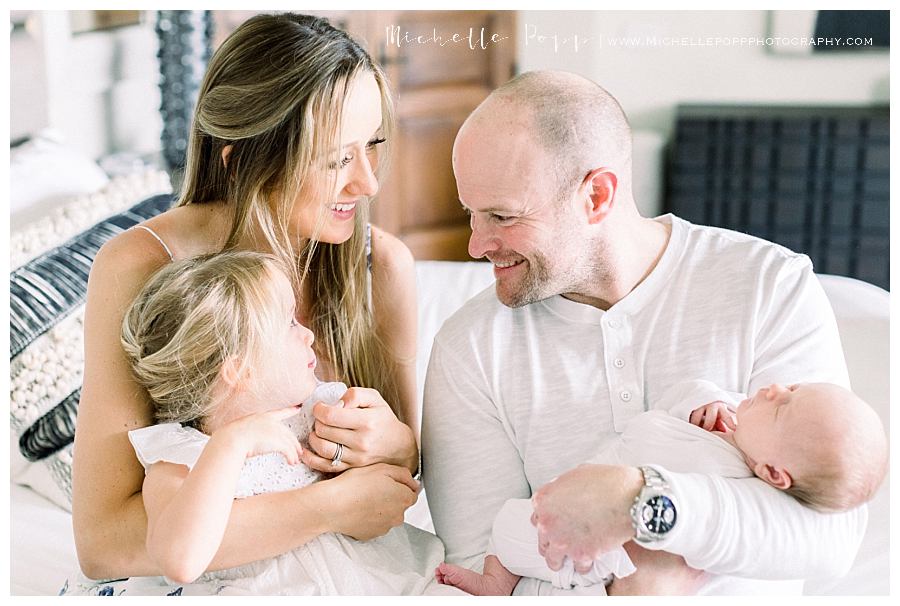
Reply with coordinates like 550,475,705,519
10,174,172,511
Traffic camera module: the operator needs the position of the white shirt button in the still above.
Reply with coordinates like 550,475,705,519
614,358,625,368
620,390,632,402
608,319,620,328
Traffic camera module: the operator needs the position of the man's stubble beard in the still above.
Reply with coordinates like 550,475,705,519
497,253,552,309
497,193,595,309
498,249,583,309
497,239,605,309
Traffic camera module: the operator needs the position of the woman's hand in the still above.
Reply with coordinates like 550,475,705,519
323,463,419,540
301,387,418,473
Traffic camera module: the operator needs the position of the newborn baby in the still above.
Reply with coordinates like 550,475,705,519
436,381,888,595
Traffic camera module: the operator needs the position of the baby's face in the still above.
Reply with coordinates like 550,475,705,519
732,383,817,472
733,383,849,482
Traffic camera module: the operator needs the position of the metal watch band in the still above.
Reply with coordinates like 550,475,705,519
640,465,667,490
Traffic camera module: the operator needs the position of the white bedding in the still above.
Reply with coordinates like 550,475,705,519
8,264,890,596
10,483,77,596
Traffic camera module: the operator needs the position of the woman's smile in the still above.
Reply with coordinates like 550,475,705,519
330,199,358,221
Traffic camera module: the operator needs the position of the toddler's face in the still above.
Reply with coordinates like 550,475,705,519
253,269,319,407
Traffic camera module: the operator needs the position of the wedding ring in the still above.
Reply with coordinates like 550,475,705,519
331,442,344,466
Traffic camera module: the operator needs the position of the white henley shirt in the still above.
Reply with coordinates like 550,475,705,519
422,214,864,595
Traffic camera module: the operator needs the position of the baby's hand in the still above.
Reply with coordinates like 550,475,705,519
689,401,736,433
217,405,305,464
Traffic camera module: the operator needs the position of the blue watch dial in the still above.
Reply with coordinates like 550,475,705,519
640,495,677,534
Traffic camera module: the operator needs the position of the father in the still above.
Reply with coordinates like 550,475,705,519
421,71,865,595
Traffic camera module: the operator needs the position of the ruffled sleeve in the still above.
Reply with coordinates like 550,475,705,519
308,381,347,406
128,423,210,471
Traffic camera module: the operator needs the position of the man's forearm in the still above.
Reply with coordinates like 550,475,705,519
650,470,866,579
532,463,865,582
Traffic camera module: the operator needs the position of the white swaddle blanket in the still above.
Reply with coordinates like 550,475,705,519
489,407,753,593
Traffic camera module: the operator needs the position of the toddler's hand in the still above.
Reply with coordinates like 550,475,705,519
689,401,736,433
217,405,305,464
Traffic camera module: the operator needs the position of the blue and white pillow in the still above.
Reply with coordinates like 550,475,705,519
9,171,172,511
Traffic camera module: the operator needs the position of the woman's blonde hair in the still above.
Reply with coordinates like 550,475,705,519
121,252,287,428
176,12,400,414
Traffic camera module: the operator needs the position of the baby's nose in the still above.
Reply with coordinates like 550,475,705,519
765,383,788,399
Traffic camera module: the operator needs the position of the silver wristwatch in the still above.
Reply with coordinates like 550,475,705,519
630,466,678,545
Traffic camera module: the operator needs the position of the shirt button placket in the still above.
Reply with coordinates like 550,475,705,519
605,314,637,430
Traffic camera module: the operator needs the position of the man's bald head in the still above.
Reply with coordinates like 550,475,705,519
459,70,633,197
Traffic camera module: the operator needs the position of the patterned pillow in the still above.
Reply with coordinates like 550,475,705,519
10,169,171,270
9,171,173,511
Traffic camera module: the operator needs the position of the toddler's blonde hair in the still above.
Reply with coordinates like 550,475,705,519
121,251,288,429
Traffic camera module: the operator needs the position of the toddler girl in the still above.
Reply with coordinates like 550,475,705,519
89,251,457,595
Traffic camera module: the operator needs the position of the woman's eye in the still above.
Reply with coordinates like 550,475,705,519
290,317,299,328
366,137,386,150
327,154,353,170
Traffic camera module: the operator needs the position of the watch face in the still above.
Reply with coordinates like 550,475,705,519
640,495,677,534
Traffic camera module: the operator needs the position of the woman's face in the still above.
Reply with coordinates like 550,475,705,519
290,71,385,244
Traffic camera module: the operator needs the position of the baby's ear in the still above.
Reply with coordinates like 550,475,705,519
754,462,793,490
219,356,250,390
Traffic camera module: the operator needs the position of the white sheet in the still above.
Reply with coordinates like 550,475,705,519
10,484,77,596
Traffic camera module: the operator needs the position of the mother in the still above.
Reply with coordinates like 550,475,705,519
72,13,420,580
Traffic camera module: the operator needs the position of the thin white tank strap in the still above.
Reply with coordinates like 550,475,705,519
132,225,175,261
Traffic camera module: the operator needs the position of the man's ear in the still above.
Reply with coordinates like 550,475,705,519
221,144,234,169
582,168,618,225
754,462,793,490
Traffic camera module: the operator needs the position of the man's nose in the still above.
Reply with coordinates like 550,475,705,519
467,215,499,259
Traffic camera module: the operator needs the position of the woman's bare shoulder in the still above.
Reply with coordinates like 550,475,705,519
93,202,228,279
369,225,415,280
368,226,416,342
93,225,173,283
